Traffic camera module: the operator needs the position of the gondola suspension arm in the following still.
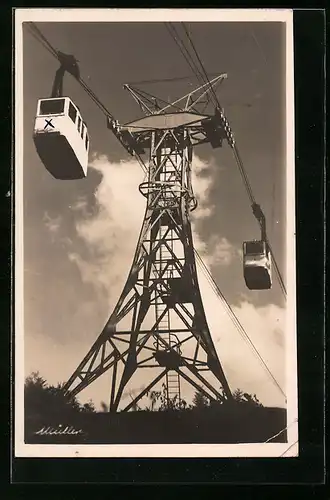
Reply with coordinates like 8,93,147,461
27,22,148,171
252,203,267,243
51,51,81,98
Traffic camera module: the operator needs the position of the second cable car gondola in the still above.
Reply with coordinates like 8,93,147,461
243,240,272,290
33,51,89,180
243,203,272,290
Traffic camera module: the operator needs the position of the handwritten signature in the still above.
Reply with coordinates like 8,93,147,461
34,424,84,436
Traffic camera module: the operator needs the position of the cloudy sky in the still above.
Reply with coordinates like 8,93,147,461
20,16,292,410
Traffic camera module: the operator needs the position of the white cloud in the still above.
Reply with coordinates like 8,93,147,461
71,197,89,214
60,153,286,408
191,154,217,220
211,236,236,266
69,154,145,306
43,212,62,234
192,230,239,268
190,155,240,268
196,261,286,407
209,235,240,267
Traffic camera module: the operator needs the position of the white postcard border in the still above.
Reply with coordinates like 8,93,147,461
14,8,298,458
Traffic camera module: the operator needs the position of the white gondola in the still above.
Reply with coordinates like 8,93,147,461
243,240,272,290
33,97,89,180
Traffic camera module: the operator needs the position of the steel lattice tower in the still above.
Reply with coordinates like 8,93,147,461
64,74,235,411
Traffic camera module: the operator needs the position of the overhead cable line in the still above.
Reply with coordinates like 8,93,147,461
165,23,212,109
194,250,286,399
27,23,115,119
233,144,286,297
165,23,287,397
245,28,287,298
181,22,220,108
177,22,287,298
125,73,221,86
28,21,286,398
165,23,206,87
27,22,58,58
27,22,148,173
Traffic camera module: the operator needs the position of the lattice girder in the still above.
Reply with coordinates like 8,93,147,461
64,126,232,411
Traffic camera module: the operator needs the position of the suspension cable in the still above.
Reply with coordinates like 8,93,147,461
195,250,286,399
233,145,287,297
165,23,287,396
165,23,212,109
125,73,221,86
181,22,219,108
28,21,286,396
27,22,58,58
27,22,115,119
27,22,149,174
165,23,206,87
176,22,287,298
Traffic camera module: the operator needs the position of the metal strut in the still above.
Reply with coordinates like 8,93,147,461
252,202,267,243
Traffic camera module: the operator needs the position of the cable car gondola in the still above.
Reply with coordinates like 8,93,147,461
33,51,89,180
33,97,89,179
243,240,272,290
243,203,272,290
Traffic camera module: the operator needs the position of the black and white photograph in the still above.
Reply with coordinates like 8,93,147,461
15,8,298,458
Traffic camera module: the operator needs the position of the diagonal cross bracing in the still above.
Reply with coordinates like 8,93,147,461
64,117,232,411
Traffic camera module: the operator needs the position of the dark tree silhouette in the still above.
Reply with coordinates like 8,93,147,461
232,388,263,407
145,384,189,412
24,371,95,421
24,374,285,445
141,386,263,412
25,371,262,428
192,391,210,408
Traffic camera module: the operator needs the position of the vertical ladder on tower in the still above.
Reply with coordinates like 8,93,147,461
154,226,171,346
166,370,181,403
160,223,182,405
155,300,169,336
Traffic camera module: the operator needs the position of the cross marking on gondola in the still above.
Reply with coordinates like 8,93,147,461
44,118,55,129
